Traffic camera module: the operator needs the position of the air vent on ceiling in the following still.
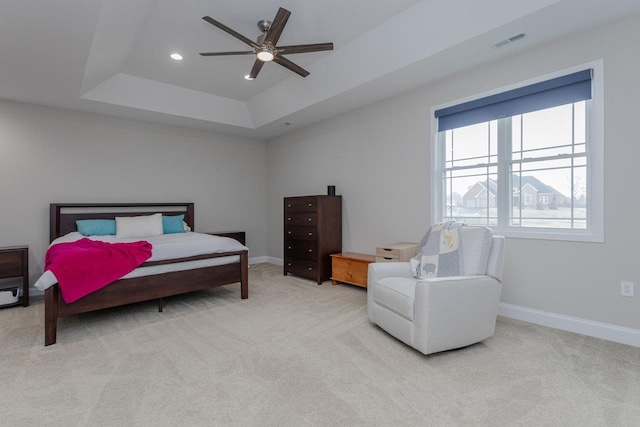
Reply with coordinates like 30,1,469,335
494,33,526,48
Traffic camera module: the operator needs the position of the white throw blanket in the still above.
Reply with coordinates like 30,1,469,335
410,221,464,279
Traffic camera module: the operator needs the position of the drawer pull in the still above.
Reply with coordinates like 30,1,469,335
288,246,292,249
384,257,392,260
288,231,292,234
308,232,313,236
308,249,312,253
308,203,312,207
308,267,312,271
307,218,312,221
288,263,292,266
288,204,292,207
288,217,292,221
384,248,392,252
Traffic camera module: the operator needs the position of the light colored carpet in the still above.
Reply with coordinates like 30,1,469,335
1,263,639,426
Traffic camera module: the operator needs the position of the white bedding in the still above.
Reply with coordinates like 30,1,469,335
34,232,248,291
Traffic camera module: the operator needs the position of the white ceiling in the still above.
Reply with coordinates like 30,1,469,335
1,0,639,139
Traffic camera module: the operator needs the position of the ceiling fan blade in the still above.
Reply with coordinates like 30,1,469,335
274,56,310,77
276,43,334,55
199,51,255,57
202,16,258,48
249,59,265,79
263,7,291,47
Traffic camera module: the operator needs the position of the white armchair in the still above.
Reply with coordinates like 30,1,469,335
367,228,505,355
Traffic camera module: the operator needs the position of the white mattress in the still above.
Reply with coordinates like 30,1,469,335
34,232,248,291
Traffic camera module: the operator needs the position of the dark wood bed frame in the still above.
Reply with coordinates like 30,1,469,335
45,203,248,346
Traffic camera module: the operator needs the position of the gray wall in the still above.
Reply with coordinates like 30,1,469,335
0,101,268,284
267,14,640,330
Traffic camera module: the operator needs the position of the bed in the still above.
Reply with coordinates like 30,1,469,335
42,203,248,346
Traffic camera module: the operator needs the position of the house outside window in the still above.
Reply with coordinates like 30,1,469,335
432,62,604,242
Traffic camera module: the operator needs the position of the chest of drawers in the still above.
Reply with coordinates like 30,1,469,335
284,195,342,284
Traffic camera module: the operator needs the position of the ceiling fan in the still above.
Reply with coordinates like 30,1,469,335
199,7,333,79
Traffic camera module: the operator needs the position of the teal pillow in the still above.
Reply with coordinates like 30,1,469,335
76,219,116,236
162,214,186,234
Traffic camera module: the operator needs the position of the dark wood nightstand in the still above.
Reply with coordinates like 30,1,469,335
204,232,246,246
0,246,29,307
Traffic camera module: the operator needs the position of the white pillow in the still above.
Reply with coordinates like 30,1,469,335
116,213,163,238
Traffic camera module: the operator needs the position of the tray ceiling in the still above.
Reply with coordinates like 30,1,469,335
1,0,639,139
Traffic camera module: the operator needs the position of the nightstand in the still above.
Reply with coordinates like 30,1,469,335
375,242,418,262
0,246,29,308
330,252,375,288
204,231,246,245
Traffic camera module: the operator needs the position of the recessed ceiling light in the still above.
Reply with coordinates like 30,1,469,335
244,75,255,81
170,53,183,61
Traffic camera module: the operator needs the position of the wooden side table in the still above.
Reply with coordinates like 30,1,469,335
330,252,375,288
375,242,418,262
0,246,29,307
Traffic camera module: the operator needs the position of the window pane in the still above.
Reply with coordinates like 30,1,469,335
489,120,498,157
446,122,494,168
522,104,573,151
572,166,587,229
510,164,578,228
518,157,574,173
442,167,497,226
441,121,498,226
508,100,587,230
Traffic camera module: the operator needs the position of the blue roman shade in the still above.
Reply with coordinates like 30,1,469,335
435,69,592,131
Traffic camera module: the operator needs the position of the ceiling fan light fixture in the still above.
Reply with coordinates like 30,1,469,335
170,53,183,61
200,8,333,79
244,74,255,80
256,47,275,62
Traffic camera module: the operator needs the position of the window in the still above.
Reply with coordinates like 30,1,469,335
432,63,604,242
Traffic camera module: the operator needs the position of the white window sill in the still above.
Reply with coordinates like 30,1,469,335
492,227,604,243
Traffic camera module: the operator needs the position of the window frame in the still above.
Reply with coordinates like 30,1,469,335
431,61,604,242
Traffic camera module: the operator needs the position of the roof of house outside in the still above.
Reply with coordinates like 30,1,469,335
473,176,566,198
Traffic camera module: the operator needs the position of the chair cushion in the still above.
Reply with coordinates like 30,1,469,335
373,277,419,321
460,226,493,275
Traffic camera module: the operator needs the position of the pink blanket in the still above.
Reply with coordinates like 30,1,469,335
45,238,152,303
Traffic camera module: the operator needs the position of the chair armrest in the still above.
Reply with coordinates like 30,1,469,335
413,275,502,354
368,262,413,287
367,262,413,322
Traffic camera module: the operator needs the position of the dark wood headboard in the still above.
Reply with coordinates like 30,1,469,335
49,203,195,242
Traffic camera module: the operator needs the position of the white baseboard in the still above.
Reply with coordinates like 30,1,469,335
499,303,640,348
265,257,283,266
248,256,269,265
